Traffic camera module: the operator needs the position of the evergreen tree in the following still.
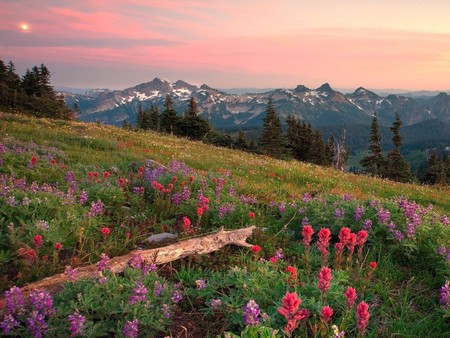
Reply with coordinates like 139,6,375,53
360,113,386,176
235,130,249,150
324,136,335,166
310,130,326,165
386,113,412,182
149,105,160,131
136,105,144,129
423,151,446,185
122,120,133,130
259,98,284,158
178,96,211,140
160,95,179,134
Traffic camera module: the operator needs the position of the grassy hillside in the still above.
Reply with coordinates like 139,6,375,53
0,112,449,337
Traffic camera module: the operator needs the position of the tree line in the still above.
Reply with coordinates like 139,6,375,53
0,59,72,119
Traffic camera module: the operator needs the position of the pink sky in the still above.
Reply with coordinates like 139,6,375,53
1,0,450,91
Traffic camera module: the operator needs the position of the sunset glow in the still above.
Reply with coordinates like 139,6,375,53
1,1,449,91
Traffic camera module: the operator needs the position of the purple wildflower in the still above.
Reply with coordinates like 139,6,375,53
210,298,222,310
334,207,345,219
343,193,354,201
65,171,76,183
171,290,183,304
22,196,31,206
5,286,25,314
98,274,107,285
171,186,191,206
218,202,235,219
122,319,139,338
362,219,372,231
161,304,171,318
88,200,104,217
27,310,48,338
354,206,364,221
64,266,77,282
302,217,309,225
441,215,450,226
302,193,312,203
437,245,447,256
0,314,20,335
440,281,450,310
37,220,49,230
229,186,236,196
29,289,55,316
274,249,284,260
129,281,148,305
29,181,39,192
278,202,286,213
67,310,86,337
243,299,260,326
154,281,164,296
195,279,207,290
96,253,110,272
128,254,143,270
79,190,88,205
377,208,391,224
142,263,157,275
6,196,18,207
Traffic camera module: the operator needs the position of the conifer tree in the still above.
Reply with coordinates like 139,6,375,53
360,112,386,176
324,136,335,166
149,105,160,131
235,130,249,150
259,98,284,158
160,95,179,134
178,96,210,140
423,151,446,185
136,105,144,129
386,113,412,182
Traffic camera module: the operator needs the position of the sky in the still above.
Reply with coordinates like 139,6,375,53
1,0,450,91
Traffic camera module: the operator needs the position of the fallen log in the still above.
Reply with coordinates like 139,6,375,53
2,226,256,303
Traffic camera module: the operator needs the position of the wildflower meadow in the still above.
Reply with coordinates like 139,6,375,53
0,113,449,337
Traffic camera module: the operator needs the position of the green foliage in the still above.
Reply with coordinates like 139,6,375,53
260,99,285,158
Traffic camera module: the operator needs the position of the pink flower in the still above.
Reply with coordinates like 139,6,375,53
356,301,370,336
251,245,261,253
369,262,377,270
347,232,357,253
356,230,368,247
344,287,357,308
318,267,332,293
269,257,277,263
321,305,333,322
197,207,204,217
103,171,110,178
54,242,63,251
277,292,310,334
302,225,314,247
317,228,331,264
249,211,255,219
101,227,110,235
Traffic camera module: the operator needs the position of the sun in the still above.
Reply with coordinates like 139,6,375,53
20,23,29,31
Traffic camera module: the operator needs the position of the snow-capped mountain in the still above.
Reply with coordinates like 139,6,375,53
63,78,450,129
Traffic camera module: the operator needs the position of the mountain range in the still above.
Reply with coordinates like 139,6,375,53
63,78,450,152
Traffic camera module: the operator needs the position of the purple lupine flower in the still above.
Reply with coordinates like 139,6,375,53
98,274,107,285
343,193,354,201
229,186,236,196
96,253,110,272
441,215,450,226
377,208,391,224
334,207,345,219
437,245,447,256
29,289,55,316
65,171,76,183
0,314,20,335
171,290,183,303
243,299,260,326
362,219,372,231
354,206,364,221
142,263,157,275
210,298,222,310
387,222,404,241
215,177,225,199
129,281,148,305
29,181,39,193
27,310,48,338
37,220,49,230
88,200,104,217
79,190,88,205
122,319,139,338
218,202,235,219
14,178,27,190
195,279,207,290
302,217,309,225
154,281,164,296
302,193,312,203
240,194,258,205
161,304,171,318
278,202,286,213
6,196,18,207
405,222,417,239
64,266,77,282
67,310,86,337
440,281,450,310
132,186,144,196
128,254,143,270
5,286,25,314
369,199,379,208
22,196,31,206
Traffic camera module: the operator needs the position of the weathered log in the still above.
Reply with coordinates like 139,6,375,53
2,226,256,301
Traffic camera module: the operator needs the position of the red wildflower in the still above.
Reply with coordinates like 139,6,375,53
302,225,314,248
103,171,110,178
318,267,332,293
101,227,110,235
356,230,368,247
249,211,255,219
50,159,56,164
347,232,357,253
54,242,63,251
33,234,43,247
369,262,377,270
172,176,177,183
125,232,131,238
321,305,333,322
277,291,310,334
356,301,370,336
182,216,191,232
251,245,261,253
269,257,277,263
197,207,204,217
138,166,145,173
317,228,331,264
31,156,38,165
338,227,351,245
286,265,297,284
344,287,357,308
189,175,194,182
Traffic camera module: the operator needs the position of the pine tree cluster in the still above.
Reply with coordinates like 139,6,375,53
0,59,72,119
